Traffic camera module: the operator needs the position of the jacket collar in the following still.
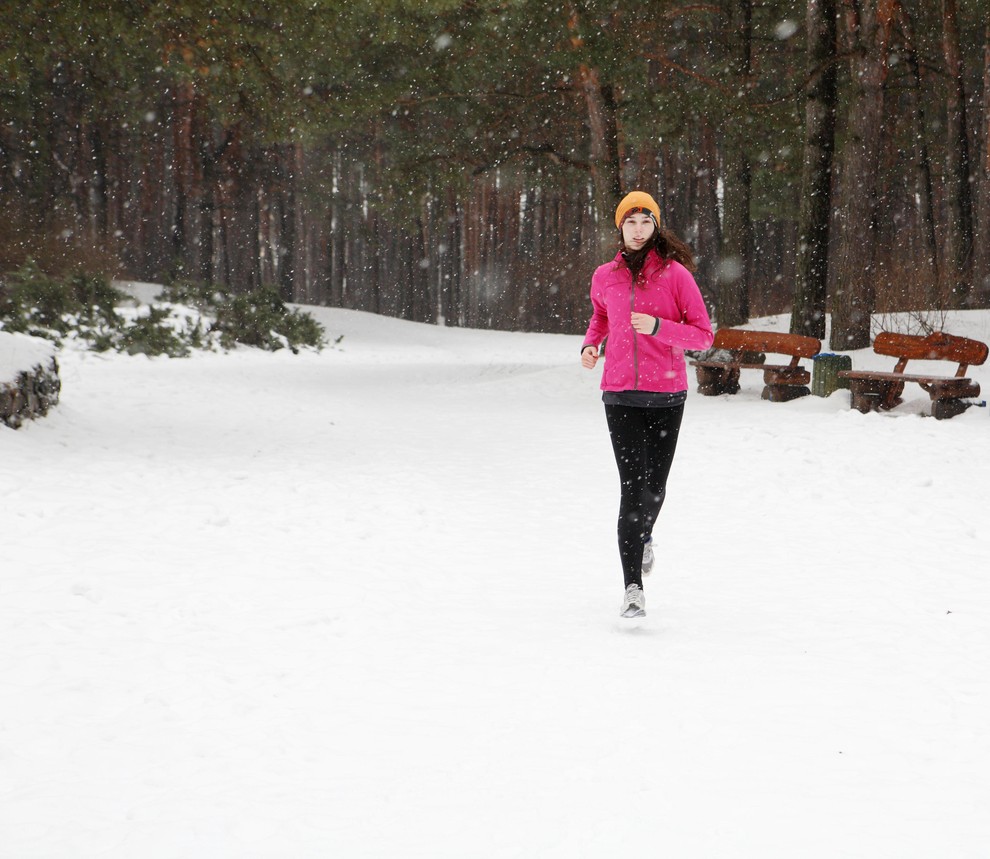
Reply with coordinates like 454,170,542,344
612,248,664,277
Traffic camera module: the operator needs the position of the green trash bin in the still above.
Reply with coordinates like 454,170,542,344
811,353,853,397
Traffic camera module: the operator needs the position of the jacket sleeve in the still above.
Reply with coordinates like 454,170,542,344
581,272,609,350
655,266,714,351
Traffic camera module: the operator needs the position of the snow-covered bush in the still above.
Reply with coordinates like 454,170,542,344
211,287,326,353
0,264,326,356
154,280,327,353
0,261,123,342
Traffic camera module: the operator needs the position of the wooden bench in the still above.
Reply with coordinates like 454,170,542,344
838,331,988,420
689,328,822,402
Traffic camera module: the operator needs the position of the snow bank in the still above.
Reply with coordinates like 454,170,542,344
0,330,56,384
2,305,989,857
0,330,60,428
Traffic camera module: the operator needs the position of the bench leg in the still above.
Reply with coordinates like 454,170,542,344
880,381,905,410
923,380,979,419
762,384,811,403
847,379,904,413
849,389,878,413
931,398,971,420
696,366,740,396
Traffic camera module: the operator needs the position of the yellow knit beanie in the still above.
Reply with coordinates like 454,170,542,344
614,191,661,229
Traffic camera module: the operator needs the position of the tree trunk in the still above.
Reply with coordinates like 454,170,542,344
898,3,940,305
276,144,299,303
659,138,690,240
171,83,197,274
695,120,722,312
718,0,754,329
791,0,837,339
941,0,975,305
139,115,168,279
89,124,109,241
578,65,623,255
198,176,216,285
830,2,890,351
978,23,990,299
328,146,344,307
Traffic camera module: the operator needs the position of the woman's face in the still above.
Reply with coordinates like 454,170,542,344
621,212,655,250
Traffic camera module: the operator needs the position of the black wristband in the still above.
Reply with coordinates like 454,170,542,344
651,317,661,336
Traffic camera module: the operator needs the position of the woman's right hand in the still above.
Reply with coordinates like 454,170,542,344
581,345,599,369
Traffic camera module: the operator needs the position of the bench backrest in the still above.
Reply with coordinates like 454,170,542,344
713,328,822,359
873,331,989,376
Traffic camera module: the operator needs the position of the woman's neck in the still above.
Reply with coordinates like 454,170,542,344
621,244,653,278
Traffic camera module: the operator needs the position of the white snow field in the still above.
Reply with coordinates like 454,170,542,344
3,301,990,858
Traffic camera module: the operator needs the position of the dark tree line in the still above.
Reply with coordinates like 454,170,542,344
1,0,988,346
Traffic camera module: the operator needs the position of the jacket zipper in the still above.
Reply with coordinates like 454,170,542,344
630,278,639,390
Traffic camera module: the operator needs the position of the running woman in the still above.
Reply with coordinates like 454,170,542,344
580,191,714,618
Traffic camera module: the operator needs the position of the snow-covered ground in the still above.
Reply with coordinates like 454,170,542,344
3,301,990,857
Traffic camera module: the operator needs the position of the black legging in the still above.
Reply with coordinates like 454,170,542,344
604,403,685,589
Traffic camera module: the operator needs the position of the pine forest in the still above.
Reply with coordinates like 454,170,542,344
2,0,989,349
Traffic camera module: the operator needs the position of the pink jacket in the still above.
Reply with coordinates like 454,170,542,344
582,251,714,393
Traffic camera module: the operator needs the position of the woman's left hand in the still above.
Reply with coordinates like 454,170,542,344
631,312,660,335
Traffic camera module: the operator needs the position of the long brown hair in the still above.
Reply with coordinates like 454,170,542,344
618,224,697,278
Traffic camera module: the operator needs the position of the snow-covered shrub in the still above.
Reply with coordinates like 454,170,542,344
211,287,325,353
114,307,193,358
1,265,326,356
156,280,325,353
155,279,229,312
0,261,123,342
